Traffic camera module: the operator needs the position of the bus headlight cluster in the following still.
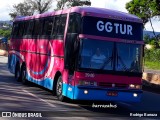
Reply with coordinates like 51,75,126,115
79,80,97,86
129,84,141,89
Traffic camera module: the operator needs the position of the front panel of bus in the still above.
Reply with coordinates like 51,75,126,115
64,13,143,102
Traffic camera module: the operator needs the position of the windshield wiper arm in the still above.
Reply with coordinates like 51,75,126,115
117,56,128,71
100,57,113,70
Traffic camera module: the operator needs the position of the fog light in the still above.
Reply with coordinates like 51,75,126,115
84,90,88,94
133,93,138,97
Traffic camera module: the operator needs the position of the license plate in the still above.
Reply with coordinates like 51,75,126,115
107,91,118,96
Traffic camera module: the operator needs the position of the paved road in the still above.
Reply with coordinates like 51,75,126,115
0,56,160,120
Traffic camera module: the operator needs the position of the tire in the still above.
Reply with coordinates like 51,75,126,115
56,76,66,102
21,65,28,85
15,64,21,82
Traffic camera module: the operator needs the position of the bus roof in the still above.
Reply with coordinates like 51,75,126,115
14,6,142,23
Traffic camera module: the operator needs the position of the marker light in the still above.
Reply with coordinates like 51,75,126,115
84,90,88,94
129,84,141,89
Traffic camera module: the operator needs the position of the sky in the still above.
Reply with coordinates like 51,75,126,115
0,0,159,32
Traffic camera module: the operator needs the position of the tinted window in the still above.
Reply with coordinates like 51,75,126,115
116,43,142,72
52,14,67,36
52,16,60,36
12,23,19,37
33,19,44,36
26,20,34,35
58,15,67,35
17,22,24,37
79,39,114,70
23,21,30,35
68,13,81,33
42,17,54,36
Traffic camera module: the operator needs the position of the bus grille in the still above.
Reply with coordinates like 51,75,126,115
98,82,128,89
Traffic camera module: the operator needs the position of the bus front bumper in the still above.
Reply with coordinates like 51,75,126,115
63,84,143,102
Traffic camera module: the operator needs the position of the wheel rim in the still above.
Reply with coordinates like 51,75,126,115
56,78,62,96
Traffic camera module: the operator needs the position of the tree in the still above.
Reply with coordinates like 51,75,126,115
9,0,53,19
28,0,53,14
9,1,34,19
126,0,160,42
56,0,91,10
0,29,11,39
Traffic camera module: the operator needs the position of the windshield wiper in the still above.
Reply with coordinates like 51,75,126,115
100,56,113,69
100,48,114,70
116,56,128,71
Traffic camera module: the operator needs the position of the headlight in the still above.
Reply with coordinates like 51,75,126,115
129,84,141,89
79,80,97,86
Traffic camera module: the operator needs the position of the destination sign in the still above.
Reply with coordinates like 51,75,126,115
82,16,143,41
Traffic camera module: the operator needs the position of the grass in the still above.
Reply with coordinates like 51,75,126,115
144,61,160,70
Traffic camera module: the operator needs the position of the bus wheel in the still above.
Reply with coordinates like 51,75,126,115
56,76,66,102
15,64,20,82
21,65,28,85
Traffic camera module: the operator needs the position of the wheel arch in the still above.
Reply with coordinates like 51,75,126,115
52,71,62,94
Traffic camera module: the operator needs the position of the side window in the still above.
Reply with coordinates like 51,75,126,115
12,23,19,37
52,14,67,39
17,22,24,37
23,21,30,36
68,13,81,33
58,14,67,35
33,19,44,36
42,17,54,36
26,20,34,36
52,16,60,36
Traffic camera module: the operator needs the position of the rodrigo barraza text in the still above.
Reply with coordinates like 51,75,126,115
130,113,158,117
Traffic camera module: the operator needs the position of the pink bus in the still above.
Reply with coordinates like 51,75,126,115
8,7,143,102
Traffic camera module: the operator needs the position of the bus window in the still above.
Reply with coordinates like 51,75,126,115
33,19,44,36
68,13,81,33
52,14,67,39
23,21,30,36
12,23,19,38
26,20,34,36
52,16,60,36
42,17,54,36
17,22,24,38
58,14,67,36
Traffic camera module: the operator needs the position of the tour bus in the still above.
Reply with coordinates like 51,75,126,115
8,7,143,102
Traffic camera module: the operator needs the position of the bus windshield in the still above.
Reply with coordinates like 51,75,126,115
78,39,142,73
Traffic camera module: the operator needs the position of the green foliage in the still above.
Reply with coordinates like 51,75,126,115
144,34,151,44
145,49,160,62
0,29,11,39
144,61,160,70
144,33,160,48
144,48,160,70
126,0,160,24
126,0,160,41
